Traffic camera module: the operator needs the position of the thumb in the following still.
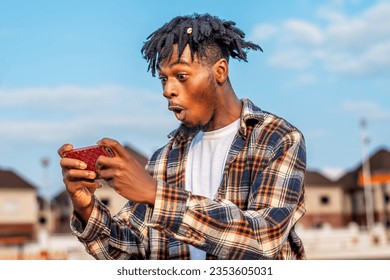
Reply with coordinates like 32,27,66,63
97,138,128,158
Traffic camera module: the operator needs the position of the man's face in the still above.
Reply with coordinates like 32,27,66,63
157,45,218,130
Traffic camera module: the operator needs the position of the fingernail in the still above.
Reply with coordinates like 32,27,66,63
80,162,87,169
86,171,95,179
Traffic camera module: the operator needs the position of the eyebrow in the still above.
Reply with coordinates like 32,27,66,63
157,59,191,72
170,59,191,67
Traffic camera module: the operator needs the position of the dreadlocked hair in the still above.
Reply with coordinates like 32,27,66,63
141,13,263,76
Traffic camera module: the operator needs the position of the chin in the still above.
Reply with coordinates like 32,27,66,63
187,123,210,132
181,121,202,130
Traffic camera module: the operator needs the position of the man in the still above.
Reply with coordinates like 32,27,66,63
58,13,307,260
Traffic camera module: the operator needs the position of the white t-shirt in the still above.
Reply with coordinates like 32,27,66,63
185,118,240,259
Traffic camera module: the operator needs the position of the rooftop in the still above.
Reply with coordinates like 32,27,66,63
0,169,37,190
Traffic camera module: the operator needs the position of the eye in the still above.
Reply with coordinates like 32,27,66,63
158,76,167,84
177,73,188,81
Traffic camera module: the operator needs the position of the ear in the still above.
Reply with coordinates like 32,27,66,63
213,58,229,84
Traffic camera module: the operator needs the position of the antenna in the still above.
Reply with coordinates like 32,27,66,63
40,156,51,259
360,119,375,230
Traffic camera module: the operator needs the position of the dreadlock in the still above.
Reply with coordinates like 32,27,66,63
141,13,262,76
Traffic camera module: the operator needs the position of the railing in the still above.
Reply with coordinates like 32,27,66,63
297,223,390,259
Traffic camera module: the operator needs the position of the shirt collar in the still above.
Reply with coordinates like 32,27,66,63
238,98,264,137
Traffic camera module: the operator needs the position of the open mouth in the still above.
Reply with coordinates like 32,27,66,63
172,108,182,114
168,104,185,113
168,104,186,121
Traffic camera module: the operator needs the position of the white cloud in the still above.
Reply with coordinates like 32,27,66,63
362,41,390,71
321,165,346,180
343,101,390,120
0,85,176,151
324,1,390,51
0,114,172,143
284,73,318,88
303,128,326,138
0,85,154,110
282,20,324,46
251,24,277,41
251,1,390,77
268,49,313,69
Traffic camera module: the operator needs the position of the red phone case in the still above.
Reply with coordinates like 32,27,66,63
63,145,115,172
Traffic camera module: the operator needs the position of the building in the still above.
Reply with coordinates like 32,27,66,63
300,170,349,228
0,169,39,245
301,147,390,229
337,147,390,228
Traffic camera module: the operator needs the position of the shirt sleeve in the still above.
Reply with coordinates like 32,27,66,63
70,197,150,259
147,129,306,259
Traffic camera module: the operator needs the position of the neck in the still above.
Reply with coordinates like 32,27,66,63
204,85,242,132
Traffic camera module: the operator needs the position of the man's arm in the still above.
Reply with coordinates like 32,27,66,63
70,197,150,259
58,141,152,260
147,129,306,259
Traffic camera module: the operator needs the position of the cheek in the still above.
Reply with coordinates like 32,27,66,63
185,73,217,119
200,79,217,110
193,91,216,121
194,74,216,101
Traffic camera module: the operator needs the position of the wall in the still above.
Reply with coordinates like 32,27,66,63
0,188,37,224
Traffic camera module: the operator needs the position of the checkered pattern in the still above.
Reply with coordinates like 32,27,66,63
71,98,307,259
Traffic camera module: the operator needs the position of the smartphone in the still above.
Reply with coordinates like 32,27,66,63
63,145,115,173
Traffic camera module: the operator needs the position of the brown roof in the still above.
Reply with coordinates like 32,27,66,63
336,146,390,190
336,171,359,191
367,147,390,173
304,170,337,186
51,189,70,206
0,169,37,190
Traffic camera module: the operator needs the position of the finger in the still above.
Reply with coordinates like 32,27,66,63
95,154,121,170
58,144,74,157
97,138,128,158
60,157,88,170
65,169,97,180
66,180,100,194
97,168,116,180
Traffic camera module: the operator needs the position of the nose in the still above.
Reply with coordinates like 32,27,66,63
162,78,178,99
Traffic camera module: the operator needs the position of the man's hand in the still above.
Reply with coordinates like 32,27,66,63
96,138,157,206
58,144,101,222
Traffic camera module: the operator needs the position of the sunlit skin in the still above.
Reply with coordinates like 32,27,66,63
158,45,241,131
58,44,242,223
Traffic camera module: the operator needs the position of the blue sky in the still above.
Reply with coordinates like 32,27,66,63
1,0,389,198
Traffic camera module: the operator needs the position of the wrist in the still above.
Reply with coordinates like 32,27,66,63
145,179,157,206
73,196,95,223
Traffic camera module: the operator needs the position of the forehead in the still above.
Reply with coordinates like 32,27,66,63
157,44,202,70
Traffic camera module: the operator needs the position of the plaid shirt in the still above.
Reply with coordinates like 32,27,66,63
71,98,307,260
